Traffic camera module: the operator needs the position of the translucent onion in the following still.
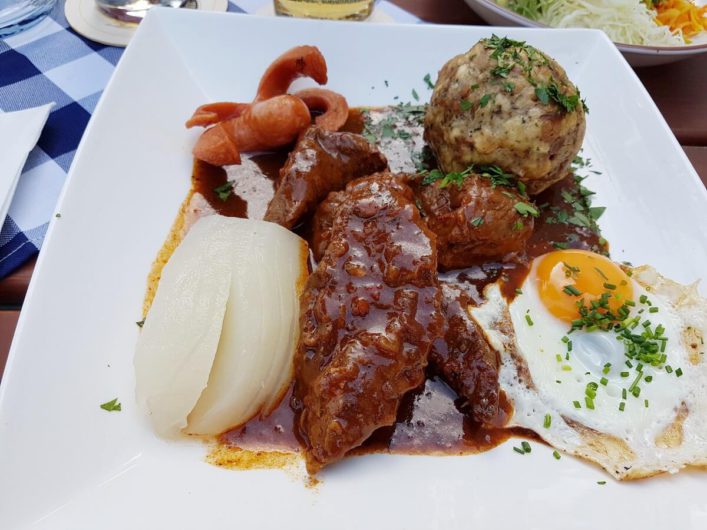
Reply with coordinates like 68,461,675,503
134,215,308,438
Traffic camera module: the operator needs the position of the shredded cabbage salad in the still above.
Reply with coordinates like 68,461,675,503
497,0,686,45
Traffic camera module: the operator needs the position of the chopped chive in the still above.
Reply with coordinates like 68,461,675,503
597,481,606,485
622,388,627,399
620,371,629,378
521,441,532,453
628,371,643,393
561,336,570,344
666,365,673,374
555,354,562,362
649,307,659,313
639,294,648,304
585,397,595,410
603,283,617,290
675,368,683,377
600,377,608,386
632,386,641,398
562,365,572,371
619,402,626,411
553,450,561,460
544,414,552,428
515,288,523,295
644,399,649,408
525,314,534,326
602,363,611,374
513,446,525,455
594,267,609,280
563,285,582,296
573,400,581,409
644,375,653,383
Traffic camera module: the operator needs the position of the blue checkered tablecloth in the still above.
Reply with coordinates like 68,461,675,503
0,0,418,279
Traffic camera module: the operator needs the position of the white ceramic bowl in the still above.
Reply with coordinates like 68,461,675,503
465,0,707,67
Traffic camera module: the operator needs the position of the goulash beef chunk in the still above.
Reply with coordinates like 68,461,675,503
294,172,444,472
415,173,534,270
310,172,411,261
264,127,387,228
430,283,500,424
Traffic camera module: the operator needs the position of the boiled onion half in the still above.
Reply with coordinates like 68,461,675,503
134,215,308,438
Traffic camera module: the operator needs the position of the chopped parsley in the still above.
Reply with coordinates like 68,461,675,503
482,34,587,114
213,182,233,201
476,165,521,191
421,167,473,188
514,202,539,217
479,94,492,108
423,73,435,89
100,398,122,412
362,103,426,146
411,88,420,101
460,99,473,111
471,216,484,227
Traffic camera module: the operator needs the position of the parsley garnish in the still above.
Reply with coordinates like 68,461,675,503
476,165,519,190
514,202,539,217
535,81,583,112
421,167,472,188
423,73,435,90
482,34,586,114
491,64,513,78
460,99,473,111
214,182,233,201
479,94,492,108
100,398,122,412
136,318,146,328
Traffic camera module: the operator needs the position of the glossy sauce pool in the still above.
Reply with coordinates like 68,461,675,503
188,107,605,466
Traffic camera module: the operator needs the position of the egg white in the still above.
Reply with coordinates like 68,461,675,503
471,264,707,480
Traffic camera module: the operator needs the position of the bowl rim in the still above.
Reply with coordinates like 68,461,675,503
469,0,707,54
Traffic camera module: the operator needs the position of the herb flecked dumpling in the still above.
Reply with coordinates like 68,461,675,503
424,36,587,195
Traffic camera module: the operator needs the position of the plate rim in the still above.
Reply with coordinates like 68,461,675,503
2,10,707,527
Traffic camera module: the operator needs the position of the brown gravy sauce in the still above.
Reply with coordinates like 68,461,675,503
186,107,602,467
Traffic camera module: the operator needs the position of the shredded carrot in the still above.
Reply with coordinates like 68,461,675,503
652,0,707,41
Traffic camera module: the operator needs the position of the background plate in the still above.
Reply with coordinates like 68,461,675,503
0,9,706,529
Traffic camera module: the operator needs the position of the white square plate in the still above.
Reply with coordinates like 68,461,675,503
1,9,706,530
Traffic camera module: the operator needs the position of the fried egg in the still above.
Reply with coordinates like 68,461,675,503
471,249,707,479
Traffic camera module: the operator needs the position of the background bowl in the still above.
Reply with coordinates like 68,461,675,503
465,0,707,67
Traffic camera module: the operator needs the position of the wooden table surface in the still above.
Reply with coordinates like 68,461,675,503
0,0,705,378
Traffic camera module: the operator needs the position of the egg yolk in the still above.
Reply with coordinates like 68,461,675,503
534,250,633,323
